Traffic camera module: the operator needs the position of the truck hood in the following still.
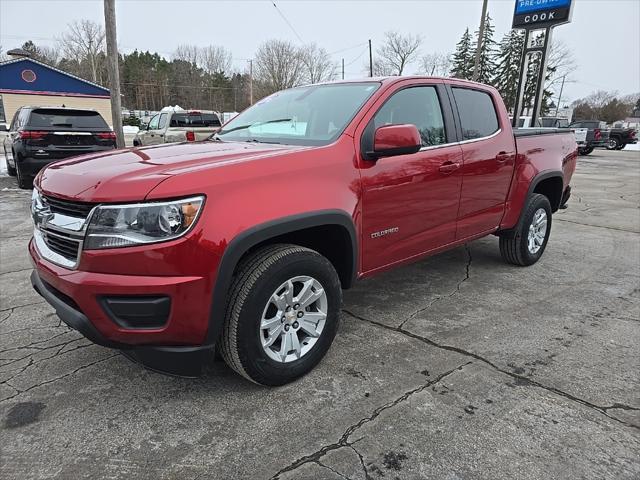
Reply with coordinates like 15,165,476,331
37,141,308,202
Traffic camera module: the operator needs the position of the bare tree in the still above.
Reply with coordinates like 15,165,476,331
420,52,451,76
301,43,336,84
59,20,106,83
200,45,232,75
371,58,394,77
254,39,305,96
376,31,422,76
173,44,200,65
546,39,576,92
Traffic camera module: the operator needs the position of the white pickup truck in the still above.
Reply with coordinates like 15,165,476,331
133,110,221,146
513,116,588,149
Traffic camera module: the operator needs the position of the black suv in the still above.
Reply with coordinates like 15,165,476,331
3,106,116,188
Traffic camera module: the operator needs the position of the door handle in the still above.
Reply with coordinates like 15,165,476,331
439,161,461,174
496,152,511,163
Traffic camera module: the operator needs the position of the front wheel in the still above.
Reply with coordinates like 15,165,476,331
220,244,342,385
500,193,552,266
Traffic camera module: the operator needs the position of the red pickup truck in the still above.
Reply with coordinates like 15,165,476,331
30,77,577,384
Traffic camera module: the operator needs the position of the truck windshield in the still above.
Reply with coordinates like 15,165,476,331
216,82,380,146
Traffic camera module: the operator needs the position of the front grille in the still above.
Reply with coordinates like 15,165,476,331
41,229,81,262
44,195,95,218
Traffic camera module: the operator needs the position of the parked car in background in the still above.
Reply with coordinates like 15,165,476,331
568,120,610,155
512,116,587,149
606,127,637,150
2,106,116,188
30,77,577,384
133,110,222,146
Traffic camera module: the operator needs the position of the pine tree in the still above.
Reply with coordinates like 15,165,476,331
473,14,497,85
493,30,525,113
450,28,473,80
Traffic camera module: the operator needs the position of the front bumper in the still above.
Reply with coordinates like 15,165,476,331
29,240,215,376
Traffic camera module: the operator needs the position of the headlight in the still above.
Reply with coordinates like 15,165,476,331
84,196,204,250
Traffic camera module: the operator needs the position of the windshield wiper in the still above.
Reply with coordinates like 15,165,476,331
245,138,281,144
217,118,292,135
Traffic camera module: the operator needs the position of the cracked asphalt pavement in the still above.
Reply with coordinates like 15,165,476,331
1,149,639,479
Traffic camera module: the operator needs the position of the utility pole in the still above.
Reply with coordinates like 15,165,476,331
103,0,124,148
248,59,253,105
368,39,373,77
472,0,489,82
554,74,566,117
342,58,345,80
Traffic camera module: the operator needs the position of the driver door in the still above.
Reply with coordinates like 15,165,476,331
359,83,464,273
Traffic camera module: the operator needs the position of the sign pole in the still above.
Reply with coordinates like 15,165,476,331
511,0,574,128
530,27,553,126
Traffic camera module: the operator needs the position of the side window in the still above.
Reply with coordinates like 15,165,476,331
9,110,21,131
158,113,168,129
148,114,160,130
373,86,446,147
452,88,499,140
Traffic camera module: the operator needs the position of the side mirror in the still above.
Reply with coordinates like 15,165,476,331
371,124,422,159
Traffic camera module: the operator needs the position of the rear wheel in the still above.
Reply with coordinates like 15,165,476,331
220,244,342,385
615,144,625,151
500,193,552,266
6,150,16,176
607,137,619,150
15,157,32,189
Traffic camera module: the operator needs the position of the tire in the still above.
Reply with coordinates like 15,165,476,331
5,151,16,176
500,193,552,267
15,158,33,189
607,137,619,150
583,147,594,155
615,145,625,151
220,244,342,385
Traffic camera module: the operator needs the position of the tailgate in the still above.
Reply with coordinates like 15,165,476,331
573,128,587,144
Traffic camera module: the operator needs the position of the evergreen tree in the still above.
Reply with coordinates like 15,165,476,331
473,14,497,85
493,30,525,113
450,28,473,80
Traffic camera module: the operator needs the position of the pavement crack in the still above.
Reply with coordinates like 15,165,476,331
555,218,638,234
343,309,640,431
269,362,469,480
398,244,472,329
0,267,33,276
0,301,47,324
0,353,119,403
315,460,353,480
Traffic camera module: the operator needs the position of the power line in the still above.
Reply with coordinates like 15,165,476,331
344,46,368,67
269,1,304,43
327,42,368,56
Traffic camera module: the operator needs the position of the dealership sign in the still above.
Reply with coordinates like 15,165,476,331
513,0,574,28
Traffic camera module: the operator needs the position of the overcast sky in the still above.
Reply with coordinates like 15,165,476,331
1,0,639,103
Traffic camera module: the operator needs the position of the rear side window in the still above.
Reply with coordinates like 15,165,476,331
452,88,499,140
170,113,221,127
373,86,446,146
28,109,108,129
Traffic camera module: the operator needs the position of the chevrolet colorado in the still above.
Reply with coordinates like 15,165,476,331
29,77,577,385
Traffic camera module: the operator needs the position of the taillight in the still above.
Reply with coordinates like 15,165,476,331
96,131,116,140
19,131,47,140
186,131,195,142
594,129,601,140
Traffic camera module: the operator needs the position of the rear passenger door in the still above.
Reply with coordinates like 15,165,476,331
450,87,516,239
